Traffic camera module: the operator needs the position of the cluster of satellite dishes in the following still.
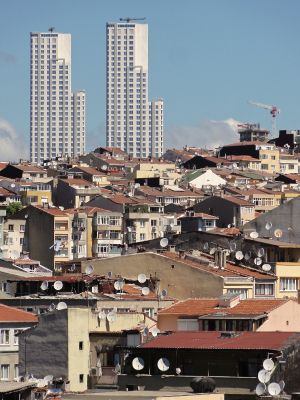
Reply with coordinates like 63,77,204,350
132,356,172,373
98,309,117,323
256,358,285,397
249,222,284,240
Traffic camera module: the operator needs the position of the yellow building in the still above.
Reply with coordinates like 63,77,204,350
259,146,280,173
19,182,52,206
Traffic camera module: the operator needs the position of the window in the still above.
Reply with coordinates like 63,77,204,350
14,330,21,345
14,364,19,378
142,308,154,318
8,225,14,232
140,220,145,228
177,319,199,331
110,216,121,226
140,233,145,241
280,278,298,292
19,225,25,232
1,365,9,380
79,374,84,383
227,288,248,300
255,283,274,297
151,220,157,227
79,341,83,350
0,330,9,345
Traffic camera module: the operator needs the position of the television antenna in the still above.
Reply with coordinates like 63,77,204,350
53,280,63,291
132,357,144,371
160,238,169,248
157,357,170,372
56,301,67,311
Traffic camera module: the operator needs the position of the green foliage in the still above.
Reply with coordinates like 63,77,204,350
6,202,22,217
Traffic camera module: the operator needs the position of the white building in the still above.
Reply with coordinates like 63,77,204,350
30,30,85,164
106,21,164,158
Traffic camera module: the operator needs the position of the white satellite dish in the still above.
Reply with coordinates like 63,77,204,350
255,382,266,396
56,301,67,311
114,281,123,291
85,265,94,275
279,380,285,391
143,327,149,336
157,357,170,372
244,251,251,261
101,164,108,171
160,238,169,248
107,311,117,323
250,231,259,239
107,271,113,279
161,289,168,298
10,183,16,188
230,242,237,252
134,183,140,189
257,248,265,257
203,242,209,251
262,263,271,272
98,311,106,320
265,221,272,230
235,251,244,260
258,369,271,384
274,229,283,238
254,257,262,266
151,327,160,337
209,247,216,255
263,358,275,371
43,375,53,384
69,263,76,272
132,357,144,371
176,367,181,375
48,303,56,312
138,273,147,284
142,287,150,296
268,382,281,396
40,281,48,291
53,281,63,291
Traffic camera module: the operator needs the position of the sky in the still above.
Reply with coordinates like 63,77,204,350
1,0,300,161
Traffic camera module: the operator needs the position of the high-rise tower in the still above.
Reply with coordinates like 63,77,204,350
30,31,85,163
106,21,164,158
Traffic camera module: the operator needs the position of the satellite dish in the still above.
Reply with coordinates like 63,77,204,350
138,273,147,284
258,369,271,384
279,380,285,391
255,382,266,396
48,303,56,312
143,327,149,336
274,229,283,238
157,357,170,372
160,238,169,248
244,251,251,261
69,263,76,272
40,281,48,291
209,247,216,255
250,231,259,239
176,367,181,375
134,183,140,189
268,382,281,396
142,287,150,296
114,281,123,291
85,265,94,275
257,248,265,257
265,221,272,230
107,271,113,279
56,301,67,311
161,289,168,298
254,257,262,266
263,358,275,371
230,242,237,252
151,327,160,337
98,311,106,320
262,263,271,272
235,251,244,260
132,357,144,371
37,380,47,388
203,242,209,251
107,311,117,322
101,164,108,171
53,281,63,291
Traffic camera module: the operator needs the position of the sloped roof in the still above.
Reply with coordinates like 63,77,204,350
142,331,300,350
0,304,37,323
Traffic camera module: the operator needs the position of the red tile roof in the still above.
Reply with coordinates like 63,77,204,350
14,164,47,173
34,205,67,216
142,331,300,350
159,298,288,316
223,195,254,207
60,178,95,187
0,304,37,323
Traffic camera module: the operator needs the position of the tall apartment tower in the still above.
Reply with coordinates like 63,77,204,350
30,31,85,163
106,21,164,158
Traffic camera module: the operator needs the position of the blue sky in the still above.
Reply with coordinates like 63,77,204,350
1,0,300,160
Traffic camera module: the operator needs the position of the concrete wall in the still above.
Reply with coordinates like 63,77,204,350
257,300,300,331
82,253,224,300
19,309,68,379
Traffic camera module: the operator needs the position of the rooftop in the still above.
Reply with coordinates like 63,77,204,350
0,303,37,323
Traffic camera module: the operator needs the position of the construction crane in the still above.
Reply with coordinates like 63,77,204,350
119,17,146,23
248,101,280,137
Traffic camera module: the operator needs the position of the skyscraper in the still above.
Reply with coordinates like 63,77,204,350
30,31,85,164
106,21,164,158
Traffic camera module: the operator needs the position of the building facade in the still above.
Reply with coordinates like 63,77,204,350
30,30,85,163
106,21,164,158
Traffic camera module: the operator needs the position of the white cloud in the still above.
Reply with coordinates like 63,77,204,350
166,118,242,149
0,119,27,162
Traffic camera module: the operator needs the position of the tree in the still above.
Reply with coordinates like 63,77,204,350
6,202,22,217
